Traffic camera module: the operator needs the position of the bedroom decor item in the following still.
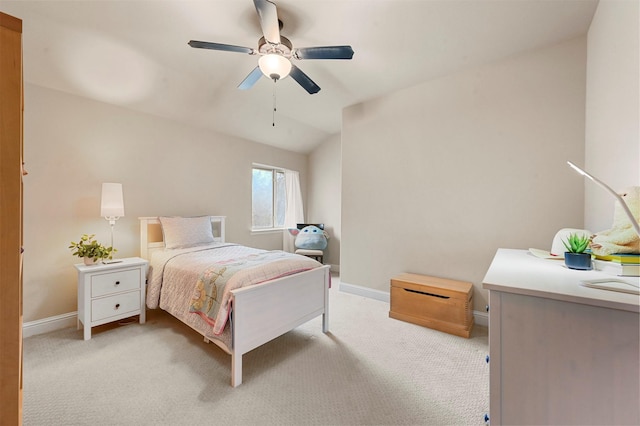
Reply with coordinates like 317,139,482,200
187,0,354,95
389,273,474,338
158,216,215,249
75,257,148,340
291,225,328,250
562,232,592,270
591,186,639,255
592,253,640,277
529,228,593,260
69,234,115,265
139,215,330,387
290,224,328,263
564,253,592,270
567,161,640,251
100,182,125,251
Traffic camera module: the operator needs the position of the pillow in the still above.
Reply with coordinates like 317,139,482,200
159,216,215,249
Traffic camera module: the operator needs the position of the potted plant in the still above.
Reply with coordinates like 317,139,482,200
69,234,115,265
562,232,592,270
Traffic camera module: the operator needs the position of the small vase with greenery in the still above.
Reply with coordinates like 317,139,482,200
562,232,592,270
69,234,115,265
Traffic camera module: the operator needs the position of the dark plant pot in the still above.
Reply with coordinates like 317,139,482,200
565,252,592,270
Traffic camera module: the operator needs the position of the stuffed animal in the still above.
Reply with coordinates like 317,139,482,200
288,225,328,250
591,186,640,256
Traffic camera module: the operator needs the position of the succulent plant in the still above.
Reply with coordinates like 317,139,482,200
562,232,591,254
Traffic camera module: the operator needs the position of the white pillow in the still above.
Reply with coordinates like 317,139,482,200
159,216,215,249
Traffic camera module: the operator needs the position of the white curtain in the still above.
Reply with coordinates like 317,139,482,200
283,170,304,252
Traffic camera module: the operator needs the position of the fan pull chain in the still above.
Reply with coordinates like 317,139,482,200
272,78,277,127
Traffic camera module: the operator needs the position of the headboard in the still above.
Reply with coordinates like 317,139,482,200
138,216,226,260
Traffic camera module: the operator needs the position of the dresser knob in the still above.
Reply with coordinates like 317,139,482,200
115,281,120,286
115,303,120,310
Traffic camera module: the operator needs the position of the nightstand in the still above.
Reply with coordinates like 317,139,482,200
75,257,148,340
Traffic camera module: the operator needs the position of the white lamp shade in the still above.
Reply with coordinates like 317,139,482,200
100,183,124,218
258,54,291,80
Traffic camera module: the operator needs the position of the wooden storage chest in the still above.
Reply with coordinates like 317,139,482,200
389,273,474,338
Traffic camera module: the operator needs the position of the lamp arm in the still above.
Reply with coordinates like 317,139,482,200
567,161,640,236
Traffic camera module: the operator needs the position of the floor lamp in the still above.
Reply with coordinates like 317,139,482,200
100,183,125,260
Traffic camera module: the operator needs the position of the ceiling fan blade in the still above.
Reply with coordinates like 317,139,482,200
293,46,355,60
253,0,280,45
289,65,320,94
188,40,255,55
238,67,263,90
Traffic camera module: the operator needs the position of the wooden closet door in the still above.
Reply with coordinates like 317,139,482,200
0,10,23,426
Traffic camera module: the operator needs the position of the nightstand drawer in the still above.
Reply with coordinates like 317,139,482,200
91,291,140,322
91,269,140,297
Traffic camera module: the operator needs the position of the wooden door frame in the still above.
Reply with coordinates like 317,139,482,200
0,10,23,426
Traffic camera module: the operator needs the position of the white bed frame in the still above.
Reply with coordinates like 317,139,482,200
139,216,331,387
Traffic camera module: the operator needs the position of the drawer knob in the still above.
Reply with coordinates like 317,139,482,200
484,413,490,423
115,303,120,310
115,281,120,286
485,355,490,363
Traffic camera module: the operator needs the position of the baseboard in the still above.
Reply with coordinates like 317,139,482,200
23,311,77,338
339,281,489,328
339,281,390,302
473,310,488,327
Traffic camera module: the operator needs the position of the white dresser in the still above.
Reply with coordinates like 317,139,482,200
75,257,148,340
483,249,639,425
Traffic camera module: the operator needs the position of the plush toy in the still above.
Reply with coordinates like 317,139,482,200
591,186,640,256
288,225,328,250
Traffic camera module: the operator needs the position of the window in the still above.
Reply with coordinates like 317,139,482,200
252,165,286,230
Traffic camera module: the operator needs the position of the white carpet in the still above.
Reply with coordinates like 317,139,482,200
23,276,489,425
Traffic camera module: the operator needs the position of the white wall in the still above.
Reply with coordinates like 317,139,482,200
307,134,341,268
585,0,640,232
341,38,587,311
23,83,308,322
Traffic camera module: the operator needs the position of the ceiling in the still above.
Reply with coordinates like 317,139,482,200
1,0,598,153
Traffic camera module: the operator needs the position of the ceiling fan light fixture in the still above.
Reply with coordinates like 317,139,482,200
189,0,353,94
258,54,291,80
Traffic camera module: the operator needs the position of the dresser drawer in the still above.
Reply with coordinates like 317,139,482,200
91,291,140,322
91,269,141,297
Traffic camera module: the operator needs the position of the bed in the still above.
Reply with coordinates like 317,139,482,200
139,215,331,387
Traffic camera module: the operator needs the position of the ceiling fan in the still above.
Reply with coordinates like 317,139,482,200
188,0,354,94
